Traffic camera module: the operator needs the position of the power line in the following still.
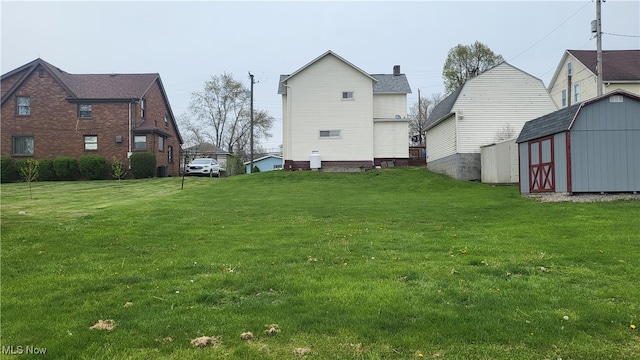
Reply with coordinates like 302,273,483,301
602,32,640,38
508,0,592,63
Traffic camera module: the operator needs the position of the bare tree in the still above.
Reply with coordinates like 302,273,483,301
408,93,444,146
494,124,516,142
186,73,274,155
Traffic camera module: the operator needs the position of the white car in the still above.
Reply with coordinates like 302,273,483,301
185,158,220,177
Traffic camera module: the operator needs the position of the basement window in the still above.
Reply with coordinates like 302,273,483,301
319,130,341,138
342,92,354,100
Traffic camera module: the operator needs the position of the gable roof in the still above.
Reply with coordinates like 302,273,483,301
278,50,411,95
425,86,463,129
426,62,547,130
548,50,640,88
516,89,640,143
1,58,183,144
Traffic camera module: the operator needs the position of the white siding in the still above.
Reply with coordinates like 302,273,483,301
373,121,409,158
455,63,557,154
426,115,456,162
373,94,407,119
285,54,374,161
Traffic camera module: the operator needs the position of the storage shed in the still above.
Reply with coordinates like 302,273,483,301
516,90,640,194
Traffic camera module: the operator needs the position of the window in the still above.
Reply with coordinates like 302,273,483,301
342,92,354,100
319,130,341,138
17,96,30,115
79,104,92,118
140,99,146,118
164,116,169,128
134,135,146,150
561,89,567,107
84,136,97,150
13,136,34,155
158,136,164,151
167,145,173,163
573,84,580,103
273,164,283,170
567,62,572,76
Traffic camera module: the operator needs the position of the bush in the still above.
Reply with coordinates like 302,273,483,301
225,156,245,177
1,156,17,183
38,159,56,181
79,155,107,180
110,156,126,180
130,152,156,179
252,165,261,173
54,157,79,180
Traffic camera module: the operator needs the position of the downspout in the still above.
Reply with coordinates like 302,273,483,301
283,85,292,167
128,101,133,169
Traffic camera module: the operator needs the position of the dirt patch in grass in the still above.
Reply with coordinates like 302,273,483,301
264,323,280,336
191,336,221,348
294,347,312,357
240,332,254,341
89,319,115,331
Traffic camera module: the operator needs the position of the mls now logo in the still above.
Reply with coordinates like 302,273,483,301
2,345,48,355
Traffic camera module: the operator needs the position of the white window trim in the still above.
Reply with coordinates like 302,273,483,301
341,91,354,101
561,89,567,107
319,130,341,139
573,83,581,103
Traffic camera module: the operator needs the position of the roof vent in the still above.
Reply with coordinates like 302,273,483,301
393,65,400,76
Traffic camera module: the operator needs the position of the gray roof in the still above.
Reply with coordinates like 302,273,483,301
516,90,640,143
425,86,463,128
277,50,410,95
371,74,411,94
278,73,411,95
516,103,581,143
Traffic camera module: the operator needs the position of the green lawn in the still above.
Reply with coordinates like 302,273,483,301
1,168,639,359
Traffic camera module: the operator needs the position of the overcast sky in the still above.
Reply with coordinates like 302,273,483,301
2,0,639,150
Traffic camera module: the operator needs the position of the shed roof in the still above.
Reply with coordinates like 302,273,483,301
516,89,640,143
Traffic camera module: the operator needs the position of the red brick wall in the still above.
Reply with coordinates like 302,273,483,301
1,69,182,177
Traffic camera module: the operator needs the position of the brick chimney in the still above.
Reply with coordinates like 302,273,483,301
393,65,400,76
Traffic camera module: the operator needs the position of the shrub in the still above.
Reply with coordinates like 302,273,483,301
1,156,17,183
252,165,261,173
130,152,156,178
53,157,79,180
38,159,56,181
79,155,107,180
225,156,245,177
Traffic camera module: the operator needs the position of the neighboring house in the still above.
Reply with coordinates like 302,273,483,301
1,58,183,177
425,62,557,181
517,90,640,194
278,50,411,171
245,155,283,173
548,49,640,109
182,142,232,170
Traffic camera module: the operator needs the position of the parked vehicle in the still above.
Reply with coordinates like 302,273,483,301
185,158,220,177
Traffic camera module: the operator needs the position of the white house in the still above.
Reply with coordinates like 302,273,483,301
278,50,411,171
425,62,557,181
547,50,640,109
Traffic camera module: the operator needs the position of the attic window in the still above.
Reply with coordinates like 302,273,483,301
38,68,44,78
342,92,354,100
319,130,341,138
140,99,146,118
610,95,623,103
567,62,572,76
164,115,169,128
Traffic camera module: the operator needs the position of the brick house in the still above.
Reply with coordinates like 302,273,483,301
1,58,183,177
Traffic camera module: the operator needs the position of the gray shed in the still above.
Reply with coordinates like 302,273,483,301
516,90,640,194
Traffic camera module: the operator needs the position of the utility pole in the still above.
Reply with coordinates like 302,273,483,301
417,89,423,145
596,0,603,96
248,72,255,173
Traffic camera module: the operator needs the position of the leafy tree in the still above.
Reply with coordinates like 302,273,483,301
182,73,274,155
442,41,504,94
111,156,126,180
408,93,444,146
19,158,39,199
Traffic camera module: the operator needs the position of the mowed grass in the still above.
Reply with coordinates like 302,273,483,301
1,168,639,359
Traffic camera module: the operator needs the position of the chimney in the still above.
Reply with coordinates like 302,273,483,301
393,65,400,76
